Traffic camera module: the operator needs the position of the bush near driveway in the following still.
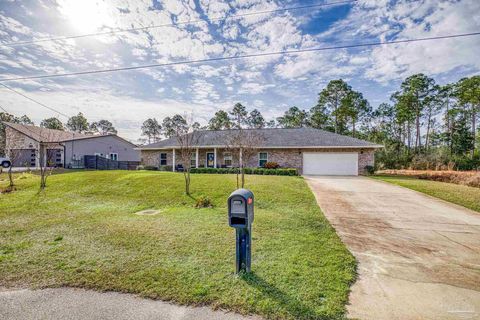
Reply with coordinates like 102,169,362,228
0,171,355,320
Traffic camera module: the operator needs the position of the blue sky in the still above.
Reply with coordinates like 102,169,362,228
0,0,479,141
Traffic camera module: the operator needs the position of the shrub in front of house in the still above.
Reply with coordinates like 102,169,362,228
365,165,375,175
143,165,158,170
159,165,173,171
190,167,298,176
263,161,280,169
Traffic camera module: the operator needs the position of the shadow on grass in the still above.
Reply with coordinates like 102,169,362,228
241,272,320,319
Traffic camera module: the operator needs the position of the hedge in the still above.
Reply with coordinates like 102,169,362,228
190,167,298,176
137,165,173,171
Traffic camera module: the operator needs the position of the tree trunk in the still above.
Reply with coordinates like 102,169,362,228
425,109,432,151
8,166,14,189
415,111,420,150
407,121,411,151
39,145,46,190
183,170,190,195
239,148,243,188
334,93,339,133
352,118,356,138
445,98,451,153
40,168,46,190
236,170,239,189
241,166,245,188
472,108,477,158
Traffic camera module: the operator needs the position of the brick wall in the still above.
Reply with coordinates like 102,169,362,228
358,149,375,174
244,149,302,171
141,150,173,167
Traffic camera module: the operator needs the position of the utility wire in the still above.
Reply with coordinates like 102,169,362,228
1,32,479,82
0,83,70,117
1,0,357,47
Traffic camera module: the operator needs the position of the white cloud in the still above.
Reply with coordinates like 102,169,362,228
1,83,217,141
323,0,480,82
1,0,478,138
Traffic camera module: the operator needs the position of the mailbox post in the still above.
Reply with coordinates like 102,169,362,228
228,189,254,273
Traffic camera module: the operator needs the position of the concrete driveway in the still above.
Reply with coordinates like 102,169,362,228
305,176,480,320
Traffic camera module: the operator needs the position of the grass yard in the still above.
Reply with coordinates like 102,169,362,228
0,171,355,319
373,175,480,213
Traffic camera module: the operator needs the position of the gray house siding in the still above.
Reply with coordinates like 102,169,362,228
64,135,140,167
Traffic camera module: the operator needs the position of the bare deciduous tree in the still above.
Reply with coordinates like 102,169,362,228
4,128,32,191
226,129,265,188
175,114,203,195
36,128,63,190
5,148,21,191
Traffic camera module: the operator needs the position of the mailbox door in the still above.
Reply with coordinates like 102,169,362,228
229,196,248,227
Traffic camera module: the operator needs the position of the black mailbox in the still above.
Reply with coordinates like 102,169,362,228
228,188,254,273
228,189,254,228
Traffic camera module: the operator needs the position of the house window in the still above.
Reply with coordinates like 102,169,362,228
224,152,232,167
259,152,268,167
109,153,118,161
160,153,167,166
190,152,196,167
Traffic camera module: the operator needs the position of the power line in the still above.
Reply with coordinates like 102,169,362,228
0,83,70,118
1,0,357,47
1,32,479,82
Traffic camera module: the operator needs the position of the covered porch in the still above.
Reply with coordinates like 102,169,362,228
171,147,233,171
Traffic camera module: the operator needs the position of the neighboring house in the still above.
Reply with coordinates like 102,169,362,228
137,128,382,175
4,122,140,168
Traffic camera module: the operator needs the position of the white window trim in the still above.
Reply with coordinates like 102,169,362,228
160,152,167,166
109,153,118,161
224,152,232,167
258,152,268,167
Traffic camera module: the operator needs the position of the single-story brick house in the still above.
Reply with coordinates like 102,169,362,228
4,122,140,168
137,128,382,175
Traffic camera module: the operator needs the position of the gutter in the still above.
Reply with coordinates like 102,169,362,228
135,145,384,151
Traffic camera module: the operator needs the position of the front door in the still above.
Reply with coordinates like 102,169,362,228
206,152,215,168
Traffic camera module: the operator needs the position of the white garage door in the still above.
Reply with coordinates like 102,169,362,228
303,152,358,175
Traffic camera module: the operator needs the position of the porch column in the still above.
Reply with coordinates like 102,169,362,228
172,148,176,172
195,148,199,168
214,147,217,168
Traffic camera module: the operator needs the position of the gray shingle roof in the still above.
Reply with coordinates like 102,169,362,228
138,128,382,149
4,122,91,142
4,122,137,146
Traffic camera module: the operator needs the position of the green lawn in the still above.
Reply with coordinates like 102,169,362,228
0,171,355,319
373,175,480,213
